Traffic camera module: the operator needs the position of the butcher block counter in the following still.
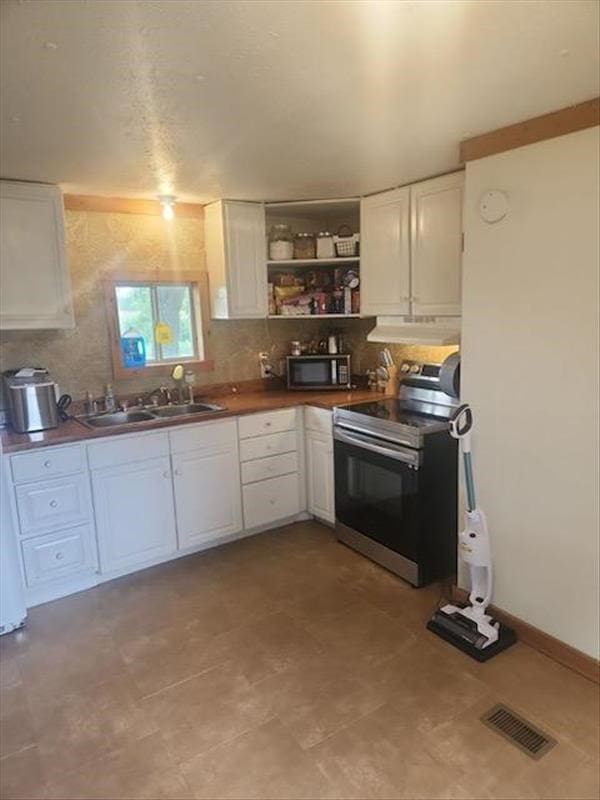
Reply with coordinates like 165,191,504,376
1,387,387,453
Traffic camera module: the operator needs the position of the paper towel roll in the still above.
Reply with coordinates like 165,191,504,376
439,352,461,398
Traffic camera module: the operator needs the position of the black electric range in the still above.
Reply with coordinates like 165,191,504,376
332,359,460,587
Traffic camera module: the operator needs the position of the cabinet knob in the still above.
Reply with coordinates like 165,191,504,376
269,499,276,505
164,470,171,479
44,460,52,468
55,552,64,561
49,499,58,508
265,421,272,427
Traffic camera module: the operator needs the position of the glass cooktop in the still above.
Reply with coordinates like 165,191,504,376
338,399,447,428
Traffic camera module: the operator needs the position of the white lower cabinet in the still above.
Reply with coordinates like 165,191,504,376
21,524,97,587
5,406,320,607
304,407,335,525
305,431,335,524
238,408,303,530
173,446,243,549
92,456,177,575
243,473,301,530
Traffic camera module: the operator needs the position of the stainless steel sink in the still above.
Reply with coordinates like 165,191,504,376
82,402,225,428
85,410,156,427
150,402,225,418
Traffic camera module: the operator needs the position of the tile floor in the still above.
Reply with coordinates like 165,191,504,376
0,521,598,800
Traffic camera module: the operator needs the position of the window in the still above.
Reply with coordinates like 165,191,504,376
104,271,212,379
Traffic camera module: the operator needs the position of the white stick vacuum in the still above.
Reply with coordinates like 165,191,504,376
427,404,516,661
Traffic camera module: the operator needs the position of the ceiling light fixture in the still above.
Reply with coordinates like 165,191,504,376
158,195,176,220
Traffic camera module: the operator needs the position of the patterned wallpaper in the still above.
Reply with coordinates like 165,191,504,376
0,209,457,402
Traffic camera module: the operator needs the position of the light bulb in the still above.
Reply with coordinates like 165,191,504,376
158,195,176,220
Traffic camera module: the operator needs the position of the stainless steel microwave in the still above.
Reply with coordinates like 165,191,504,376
286,355,351,390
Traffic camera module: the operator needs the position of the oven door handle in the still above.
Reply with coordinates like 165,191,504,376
334,427,421,468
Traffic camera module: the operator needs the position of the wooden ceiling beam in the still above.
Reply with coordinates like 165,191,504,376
63,194,204,218
460,97,599,163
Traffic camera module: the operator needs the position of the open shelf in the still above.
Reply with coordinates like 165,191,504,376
267,314,362,320
267,257,359,267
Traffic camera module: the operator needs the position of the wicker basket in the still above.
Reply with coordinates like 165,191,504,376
333,225,360,257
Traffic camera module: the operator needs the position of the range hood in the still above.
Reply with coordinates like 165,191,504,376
366,316,461,346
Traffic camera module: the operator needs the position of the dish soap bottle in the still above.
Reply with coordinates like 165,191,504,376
120,328,146,368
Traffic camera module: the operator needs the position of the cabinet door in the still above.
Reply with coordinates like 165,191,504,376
0,181,74,329
172,444,242,548
306,431,335,524
92,457,177,574
360,188,411,316
224,201,267,318
410,172,464,316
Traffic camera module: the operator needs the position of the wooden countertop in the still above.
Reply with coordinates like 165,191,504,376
1,388,387,453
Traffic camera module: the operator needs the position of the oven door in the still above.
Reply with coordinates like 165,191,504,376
334,426,421,562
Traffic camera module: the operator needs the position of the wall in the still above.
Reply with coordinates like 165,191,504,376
461,126,600,658
0,208,455,402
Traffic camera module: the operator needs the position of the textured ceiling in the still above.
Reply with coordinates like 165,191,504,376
1,0,598,203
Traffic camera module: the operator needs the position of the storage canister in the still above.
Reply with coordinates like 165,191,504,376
316,231,335,259
269,224,294,260
294,232,316,260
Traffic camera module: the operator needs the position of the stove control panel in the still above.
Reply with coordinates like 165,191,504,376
399,361,441,382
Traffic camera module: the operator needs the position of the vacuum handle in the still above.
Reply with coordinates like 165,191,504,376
449,404,473,439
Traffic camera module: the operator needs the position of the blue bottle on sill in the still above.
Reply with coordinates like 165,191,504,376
120,328,146,368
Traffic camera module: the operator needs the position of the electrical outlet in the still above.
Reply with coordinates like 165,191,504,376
258,352,272,379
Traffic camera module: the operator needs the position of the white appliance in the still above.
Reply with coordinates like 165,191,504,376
0,440,27,634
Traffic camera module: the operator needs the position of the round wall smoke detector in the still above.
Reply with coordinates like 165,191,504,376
480,190,508,223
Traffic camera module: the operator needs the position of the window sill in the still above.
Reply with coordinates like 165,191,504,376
111,359,214,381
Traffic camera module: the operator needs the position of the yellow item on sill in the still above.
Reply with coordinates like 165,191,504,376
155,321,173,345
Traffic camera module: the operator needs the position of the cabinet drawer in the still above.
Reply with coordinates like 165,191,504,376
241,451,298,485
243,473,300,530
239,430,297,462
87,431,169,470
15,473,91,536
238,408,297,439
21,524,97,587
10,445,84,484
304,406,333,435
169,418,237,455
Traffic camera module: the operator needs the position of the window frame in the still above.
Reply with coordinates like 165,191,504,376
103,270,213,380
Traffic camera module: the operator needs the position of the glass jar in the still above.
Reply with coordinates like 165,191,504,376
316,231,335,259
269,224,294,260
294,232,316,260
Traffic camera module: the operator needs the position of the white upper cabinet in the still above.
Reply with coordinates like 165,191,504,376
360,187,411,316
0,181,74,329
360,172,464,318
410,172,464,316
205,200,267,319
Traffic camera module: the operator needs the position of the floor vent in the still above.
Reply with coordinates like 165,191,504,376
481,704,557,760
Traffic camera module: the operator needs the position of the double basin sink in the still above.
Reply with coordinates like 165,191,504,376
83,402,226,429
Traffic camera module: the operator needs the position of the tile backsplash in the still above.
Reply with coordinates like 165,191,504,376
0,207,456,404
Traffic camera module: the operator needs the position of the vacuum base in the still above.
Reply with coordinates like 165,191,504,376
427,613,517,662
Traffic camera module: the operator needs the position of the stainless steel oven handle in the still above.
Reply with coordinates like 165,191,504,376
334,427,421,468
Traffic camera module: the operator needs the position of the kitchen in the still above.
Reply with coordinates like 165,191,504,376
0,2,599,799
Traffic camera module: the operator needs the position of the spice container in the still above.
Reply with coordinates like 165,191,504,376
294,232,316,260
269,224,294,260
316,232,335,259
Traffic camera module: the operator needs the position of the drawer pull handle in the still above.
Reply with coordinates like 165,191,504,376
49,500,58,508
55,552,64,561
44,460,52,468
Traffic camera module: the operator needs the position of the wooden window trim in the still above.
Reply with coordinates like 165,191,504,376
103,270,213,381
